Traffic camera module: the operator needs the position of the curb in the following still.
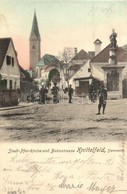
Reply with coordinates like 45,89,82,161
0,103,34,111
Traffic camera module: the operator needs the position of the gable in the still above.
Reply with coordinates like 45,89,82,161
0,38,10,69
6,39,19,67
69,60,91,80
0,38,20,76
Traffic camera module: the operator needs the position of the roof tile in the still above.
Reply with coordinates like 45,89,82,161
72,49,89,60
90,44,127,63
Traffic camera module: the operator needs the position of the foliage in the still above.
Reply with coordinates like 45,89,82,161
57,47,75,87
48,69,60,83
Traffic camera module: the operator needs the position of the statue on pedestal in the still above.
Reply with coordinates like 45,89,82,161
109,29,117,48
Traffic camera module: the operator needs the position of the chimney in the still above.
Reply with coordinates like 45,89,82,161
94,39,102,56
74,47,78,55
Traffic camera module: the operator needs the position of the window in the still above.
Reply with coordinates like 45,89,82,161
6,55,14,66
9,80,12,90
88,68,91,72
6,55,11,65
0,79,7,89
32,45,35,49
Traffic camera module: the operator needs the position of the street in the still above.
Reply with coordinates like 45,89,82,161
0,98,127,142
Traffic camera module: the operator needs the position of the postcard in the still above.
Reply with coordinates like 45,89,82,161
0,0,127,193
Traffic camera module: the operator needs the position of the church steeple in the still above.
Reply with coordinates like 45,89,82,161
29,11,41,77
30,10,41,40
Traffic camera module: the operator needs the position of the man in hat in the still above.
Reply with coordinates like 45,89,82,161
68,84,73,103
96,84,107,115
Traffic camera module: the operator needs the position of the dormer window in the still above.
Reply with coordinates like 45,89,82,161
6,55,14,66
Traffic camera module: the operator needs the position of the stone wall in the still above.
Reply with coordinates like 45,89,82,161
0,90,19,107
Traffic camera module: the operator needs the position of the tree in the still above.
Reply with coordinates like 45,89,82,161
58,47,75,87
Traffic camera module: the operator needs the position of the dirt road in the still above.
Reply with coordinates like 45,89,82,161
0,98,127,142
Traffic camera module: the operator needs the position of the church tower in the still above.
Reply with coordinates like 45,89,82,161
29,11,41,77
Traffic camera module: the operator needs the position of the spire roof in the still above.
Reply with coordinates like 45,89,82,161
30,11,40,40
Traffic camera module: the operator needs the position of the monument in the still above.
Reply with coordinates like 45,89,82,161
102,29,125,99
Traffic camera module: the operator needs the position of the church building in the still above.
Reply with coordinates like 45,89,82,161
29,11,60,88
29,11,41,78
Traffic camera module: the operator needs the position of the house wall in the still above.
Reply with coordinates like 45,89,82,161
41,69,49,79
36,66,42,78
75,80,89,97
90,62,127,81
0,41,20,90
69,60,91,89
90,63,105,81
122,62,127,78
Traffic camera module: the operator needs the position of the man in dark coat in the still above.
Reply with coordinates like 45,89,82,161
96,84,107,115
39,85,48,104
68,84,73,103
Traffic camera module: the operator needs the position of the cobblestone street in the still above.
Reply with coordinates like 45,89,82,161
0,98,127,142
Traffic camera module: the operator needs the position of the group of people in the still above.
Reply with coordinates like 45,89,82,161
89,83,107,114
27,82,107,115
27,83,74,104
50,83,74,104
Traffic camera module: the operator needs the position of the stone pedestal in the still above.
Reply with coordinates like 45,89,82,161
102,65,125,99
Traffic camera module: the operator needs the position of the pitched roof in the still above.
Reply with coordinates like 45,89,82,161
72,49,89,60
90,44,127,63
37,54,59,67
0,38,11,69
19,65,33,82
30,12,40,40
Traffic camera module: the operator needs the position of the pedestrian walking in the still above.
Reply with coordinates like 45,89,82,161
96,84,107,115
39,85,48,104
68,84,73,103
51,82,59,104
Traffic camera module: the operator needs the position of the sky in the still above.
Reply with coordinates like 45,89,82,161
0,0,127,69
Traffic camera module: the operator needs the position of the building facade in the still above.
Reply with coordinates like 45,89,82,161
0,38,20,90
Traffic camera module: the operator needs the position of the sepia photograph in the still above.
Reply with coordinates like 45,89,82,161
0,0,127,194
0,0,127,143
